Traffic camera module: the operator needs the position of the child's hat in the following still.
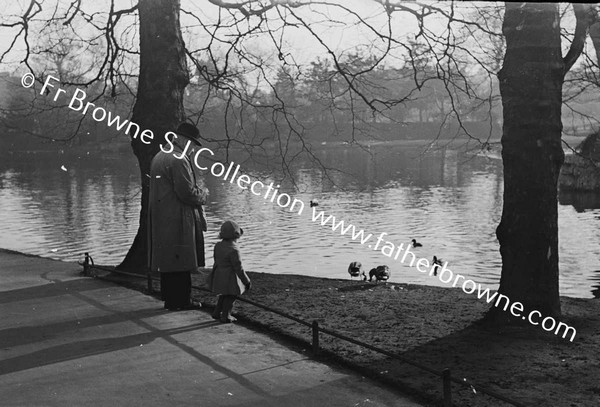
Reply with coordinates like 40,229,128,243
219,220,244,239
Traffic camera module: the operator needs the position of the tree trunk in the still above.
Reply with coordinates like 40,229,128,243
117,0,189,271
491,2,564,320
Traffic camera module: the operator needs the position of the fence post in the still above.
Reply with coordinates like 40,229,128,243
147,271,153,293
83,252,90,276
443,368,452,407
312,320,319,355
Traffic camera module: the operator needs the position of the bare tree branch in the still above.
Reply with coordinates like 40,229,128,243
564,4,598,75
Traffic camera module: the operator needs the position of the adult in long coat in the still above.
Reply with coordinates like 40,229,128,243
148,122,207,310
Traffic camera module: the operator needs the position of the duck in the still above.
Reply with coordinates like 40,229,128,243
310,199,319,207
347,261,365,280
411,239,423,248
432,256,443,276
369,265,391,282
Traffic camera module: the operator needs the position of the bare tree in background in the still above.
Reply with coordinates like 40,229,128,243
0,3,134,145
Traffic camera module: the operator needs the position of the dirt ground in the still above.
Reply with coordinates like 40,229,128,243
102,269,600,407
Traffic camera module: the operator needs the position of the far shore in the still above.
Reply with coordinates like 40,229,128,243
5,132,591,160
2,135,488,155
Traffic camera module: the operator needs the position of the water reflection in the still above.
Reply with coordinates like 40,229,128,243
1,144,599,298
0,153,141,261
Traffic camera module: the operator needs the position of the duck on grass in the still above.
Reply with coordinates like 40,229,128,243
347,262,391,282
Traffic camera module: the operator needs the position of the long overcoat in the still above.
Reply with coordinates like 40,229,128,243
148,145,207,273
210,240,251,295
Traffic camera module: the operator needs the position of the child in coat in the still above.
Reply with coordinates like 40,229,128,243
210,220,252,323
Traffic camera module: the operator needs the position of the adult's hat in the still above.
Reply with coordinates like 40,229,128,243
176,122,202,146
219,220,244,240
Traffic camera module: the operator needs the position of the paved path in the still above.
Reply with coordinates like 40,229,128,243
0,249,422,407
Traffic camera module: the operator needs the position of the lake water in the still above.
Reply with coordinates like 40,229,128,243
1,142,599,298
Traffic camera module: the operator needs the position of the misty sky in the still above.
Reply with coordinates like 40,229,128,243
0,0,462,74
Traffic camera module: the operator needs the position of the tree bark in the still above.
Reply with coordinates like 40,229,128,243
117,0,189,271
491,2,564,320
